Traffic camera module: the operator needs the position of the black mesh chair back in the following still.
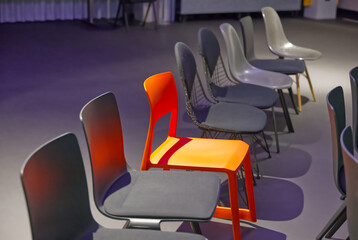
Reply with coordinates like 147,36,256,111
80,92,129,214
350,66,358,153
174,42,216,125
21,133,98,240
341,126,358,240
327,86,346,196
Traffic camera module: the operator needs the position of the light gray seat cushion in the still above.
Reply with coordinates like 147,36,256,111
195,102,267,133
211,83,278,109
249,59,305,75
104,170,220,220
94,228,207,240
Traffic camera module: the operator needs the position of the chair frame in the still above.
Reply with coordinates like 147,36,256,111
142,71,257,240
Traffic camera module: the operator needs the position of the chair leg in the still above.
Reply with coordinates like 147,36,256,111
190,222,202,235
123,3,129,30
261,131,271,158
278,89,294,133
305,64,317,102
288,87,299,114
325,206,347,238
114,0,123,26
227,171,242,240
272,106,280,153
152,1,158,29
296,74,302,112
316,202,346,240
142,2,152,27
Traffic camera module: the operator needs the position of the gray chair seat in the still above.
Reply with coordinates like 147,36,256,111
211,83,278,109
94,228,207,240
249,59,305,75
270,44,322,61
104,170,220,220
195,102,267,133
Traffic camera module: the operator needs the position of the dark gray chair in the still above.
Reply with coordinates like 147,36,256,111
240,16,304,112
198,27,281,153
80,92,220,231
114,0,157,29
341,126,358,240
350,66,358,153
317,86,347,240
175,41,270,178
21,133,208,240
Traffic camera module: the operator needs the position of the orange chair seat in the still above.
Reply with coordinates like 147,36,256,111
150,137,249,172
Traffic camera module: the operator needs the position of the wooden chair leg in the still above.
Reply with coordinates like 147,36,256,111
228,171,241,240
305,64,317,102
296,74,302,112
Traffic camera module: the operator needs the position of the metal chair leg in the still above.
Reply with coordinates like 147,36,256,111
142,2,152,27
288,87,299,114
316,202,346,240
278,89,294,133
190,222,202,235
114,0,124,26
272,106,280,153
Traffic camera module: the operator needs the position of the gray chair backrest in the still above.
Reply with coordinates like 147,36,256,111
340,126,358,240
198,28,221,78
80,92,129,213
21,133,98,240
350,66,358,153
239,16,256,61
327,86,346,196
174,42,214,124
261,6,290,54
220,23,253,76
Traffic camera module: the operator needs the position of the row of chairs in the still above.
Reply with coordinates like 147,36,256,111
317,66,358,239
20,7,322,240
21,73,259,240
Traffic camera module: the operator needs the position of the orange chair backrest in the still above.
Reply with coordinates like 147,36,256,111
142,72,179,170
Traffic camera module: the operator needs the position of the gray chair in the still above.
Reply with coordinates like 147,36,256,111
317,86,347,240
240,15,305,112
350,66,358,153
198,27,281,153
341,126,358,240
80,92,220,231
261,6,322,111
220,22,296,133
21,133,208,240
175,41,270,178
114,0,157,29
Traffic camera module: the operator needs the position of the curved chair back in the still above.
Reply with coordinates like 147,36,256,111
261,6,290,55
21,133,97,240
219,23,253,77
80,92,128,212
327,86,346,196
350,66,358,153
198,28,221,78
174,42,214,124
142,72,179,170
341,126,358,240
239,16,256,61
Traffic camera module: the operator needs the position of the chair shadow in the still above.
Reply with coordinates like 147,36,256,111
276,92,310,110
258,146,312,178
177,221,286,240
219,176,304,221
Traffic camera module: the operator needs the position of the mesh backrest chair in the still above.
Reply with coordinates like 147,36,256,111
341,126,358,240
261,7,322,110
240,16,306,112
198,27,281,153
114,0,157,29
80,92,221,231
317,86,347,240
142,71,257,240
219,22,296,133
174,42,271,179
350,66,358,153
21,133,208,240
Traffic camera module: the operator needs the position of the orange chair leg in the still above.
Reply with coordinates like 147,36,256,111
228,171,241,240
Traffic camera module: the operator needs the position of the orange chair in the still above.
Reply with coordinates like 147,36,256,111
142,72,256,240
